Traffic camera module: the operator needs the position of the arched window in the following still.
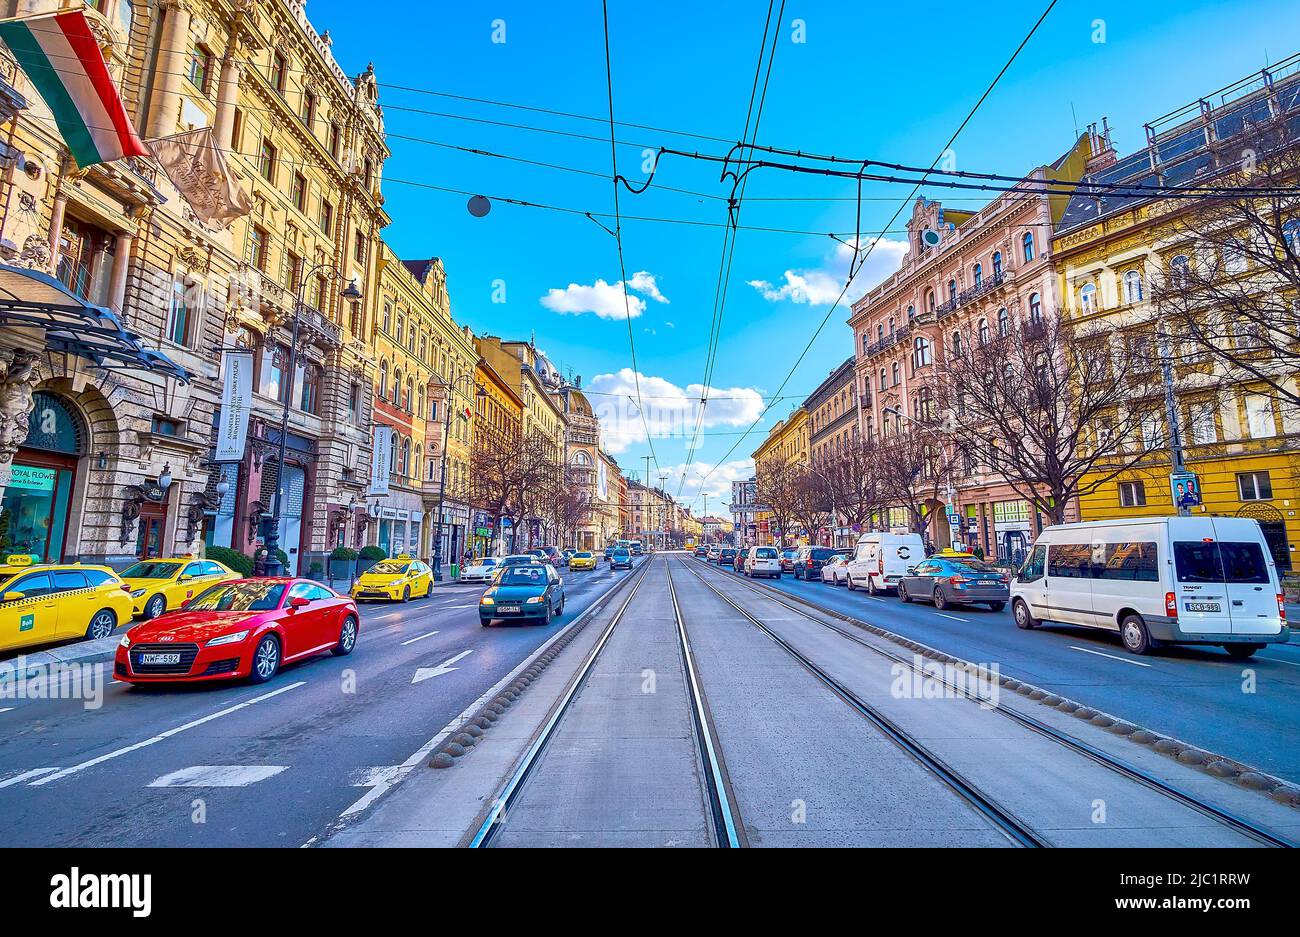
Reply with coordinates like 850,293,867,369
414,444,422,478
992,251,1002,278
1029,293,1042,322
888,316,896,337
378,360,388,399
913,336,932,368
417,385,425,419
1022,231,1035,262
573,450,593,466
1080,283,1097,314
392,367,402,403
925,289,935,312
1283,219,1300,252
907,304,915,325
878,368,887,391
973,263,983,288
978,318,990,345
404,377,412,410
1123,270,1144,304
1170,254,1190,283
947,279,957,303
400,438,411,476
998,307,1009,336
950,330,962,357
389,435,399,473
914,387,934,422
891,361,900,385
862,333,870,353
876,323,884,343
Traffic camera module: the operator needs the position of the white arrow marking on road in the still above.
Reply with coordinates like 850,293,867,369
148,765,288,787
400,630,441,646
412,649,474,684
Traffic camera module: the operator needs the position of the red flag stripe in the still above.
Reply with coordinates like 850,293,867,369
55,12,146,158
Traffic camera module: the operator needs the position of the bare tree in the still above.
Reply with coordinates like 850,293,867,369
928,312,1166,526
1150,125,1300,416
790,466,833,546
817,439,884,536
871,425,956,539
754,452,799,547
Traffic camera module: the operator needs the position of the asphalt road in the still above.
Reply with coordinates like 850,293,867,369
702,559,1300,783
0,558,643,847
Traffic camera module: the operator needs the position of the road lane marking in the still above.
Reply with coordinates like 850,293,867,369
412,649,474,684
30,681,306,786
400,630,441,646
1068,645,1152,668
0,707,12,714
0,767,58,788
147,765,288,787
936,613,970,622
445,604,475,609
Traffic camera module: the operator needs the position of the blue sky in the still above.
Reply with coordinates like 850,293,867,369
313,0,1300,512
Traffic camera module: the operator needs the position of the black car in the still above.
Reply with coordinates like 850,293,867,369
896,557,1010,611
791,546,839,580
719,547,738,569
480,563,566,626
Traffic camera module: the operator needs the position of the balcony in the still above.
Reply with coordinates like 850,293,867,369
862,325,911,358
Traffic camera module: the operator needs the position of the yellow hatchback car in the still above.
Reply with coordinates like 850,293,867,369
568,551,598,571
119,556,241,620
351,555,434,602
0,555,135,653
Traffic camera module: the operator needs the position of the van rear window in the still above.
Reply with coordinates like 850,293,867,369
755,548,777,559
1173,542,1269,584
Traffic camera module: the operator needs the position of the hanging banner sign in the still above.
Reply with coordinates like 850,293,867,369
369,425,393,495
214,348,254,462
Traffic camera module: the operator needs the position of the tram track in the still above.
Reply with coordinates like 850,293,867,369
689,557,1296,849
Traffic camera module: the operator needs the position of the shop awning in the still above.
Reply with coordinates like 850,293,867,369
0,263,191,383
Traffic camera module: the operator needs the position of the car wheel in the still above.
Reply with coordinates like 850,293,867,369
987,601,1006,613
556,594,566,615
541,604,553,627
1012,599,1037,630
1120,614,1154,656
249,635,281,684
898,583,912,603
866,577,878,596
1223,644,1263,660
847,577,856,591
481,618,493,628
402,585,411,603
332,616,358,656
933,589,948,611
85,608,116,641
143,594,166,620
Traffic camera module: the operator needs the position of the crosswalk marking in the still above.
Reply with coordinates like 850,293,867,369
147,765,288,788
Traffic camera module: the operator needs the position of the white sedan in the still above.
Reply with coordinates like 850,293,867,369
459,556,500,583
820,554,852,586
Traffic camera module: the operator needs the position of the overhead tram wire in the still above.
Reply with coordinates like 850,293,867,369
601,0,661,480
693,0,1064,493
679,0,782,498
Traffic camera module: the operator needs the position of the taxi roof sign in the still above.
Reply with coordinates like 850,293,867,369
4,554,34,567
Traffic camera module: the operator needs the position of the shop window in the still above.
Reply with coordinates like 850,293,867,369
0,392,85,563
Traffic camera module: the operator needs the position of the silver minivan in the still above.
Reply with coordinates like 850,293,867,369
1010,516,1289,657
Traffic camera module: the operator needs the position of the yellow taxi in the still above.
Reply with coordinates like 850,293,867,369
119,555,241,620
568,551,598,571
0,555,136,652
350,555,434,602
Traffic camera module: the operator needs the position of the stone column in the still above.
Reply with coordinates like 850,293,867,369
211,52,243,150
0,349,40,507
146,0,193,139
47,193,67,275
109,231,132,314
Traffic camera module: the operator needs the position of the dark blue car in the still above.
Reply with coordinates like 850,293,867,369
480,563,566,626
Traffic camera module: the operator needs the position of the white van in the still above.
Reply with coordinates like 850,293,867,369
1010,516,1290,657
845,532,927,595
742,545,782,579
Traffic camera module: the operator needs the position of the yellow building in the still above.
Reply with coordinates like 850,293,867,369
751,407,809,543
472,351,524,554
1055,80,1300,573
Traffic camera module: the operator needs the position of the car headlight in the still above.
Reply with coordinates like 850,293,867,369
206,630,250,647
480,595,495,605
525,595,545,604
130,589,145,598
119,635,131,648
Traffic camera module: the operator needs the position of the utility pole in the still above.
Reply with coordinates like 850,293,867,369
659,472,668,551
1159,328,1192,516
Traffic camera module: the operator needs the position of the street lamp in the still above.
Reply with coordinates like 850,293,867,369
430,373,486,581
260,264,360,577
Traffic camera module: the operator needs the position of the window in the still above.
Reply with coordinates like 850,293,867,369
392,368,402,404
167,277,199,346
997,307,1009,337
861,333,869,354
890,362,900,385
907,304,915,325
950,330,961,357
1118,480,1146,507
1223,239,1247,275
878,368,886,391
260,343,288,403
972,263,982,288
300,365,321,415
1022,232,1035,262
992,251,1002,278
378,360,388,399
259,138,276,182
1139,412,1163,450
285,251,302,292
56,217,113,305
1047,543,1091,578
230,107,244,149
1079,282,1096,314
947,279,957,303
1028,293,1042,323
354,230,367,265
151,415,182,436
270,52,287,93
382,302,392,334
302,88,317,127
1244,394,1275,439
1238,471,1273,501
1095,542,1158,581
291,173,306,211
1169,254,1190,283
888,316,896,337
912,336,932,368
320,199,334,235
1175,541,1269,584
188,45,213,94
349,382,361,421
926,289,935,313
978,318,989,345
1123,270,1144,304
1187,401,1218,445
396,316,404,346
247,225,268,271
329,123,341,159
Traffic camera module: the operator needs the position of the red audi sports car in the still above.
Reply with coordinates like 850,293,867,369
115,578,359,684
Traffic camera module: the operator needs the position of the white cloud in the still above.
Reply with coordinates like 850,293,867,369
540,270,669,320
587,369,764,455
661,459,756,508
748,237,908,307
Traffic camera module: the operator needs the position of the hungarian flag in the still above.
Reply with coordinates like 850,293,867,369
0,11,147,168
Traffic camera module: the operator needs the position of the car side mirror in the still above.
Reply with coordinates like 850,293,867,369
3,591,23,602
906,566,917,575
289,596,311,609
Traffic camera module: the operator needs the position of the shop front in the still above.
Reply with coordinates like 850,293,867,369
0,391,85,563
